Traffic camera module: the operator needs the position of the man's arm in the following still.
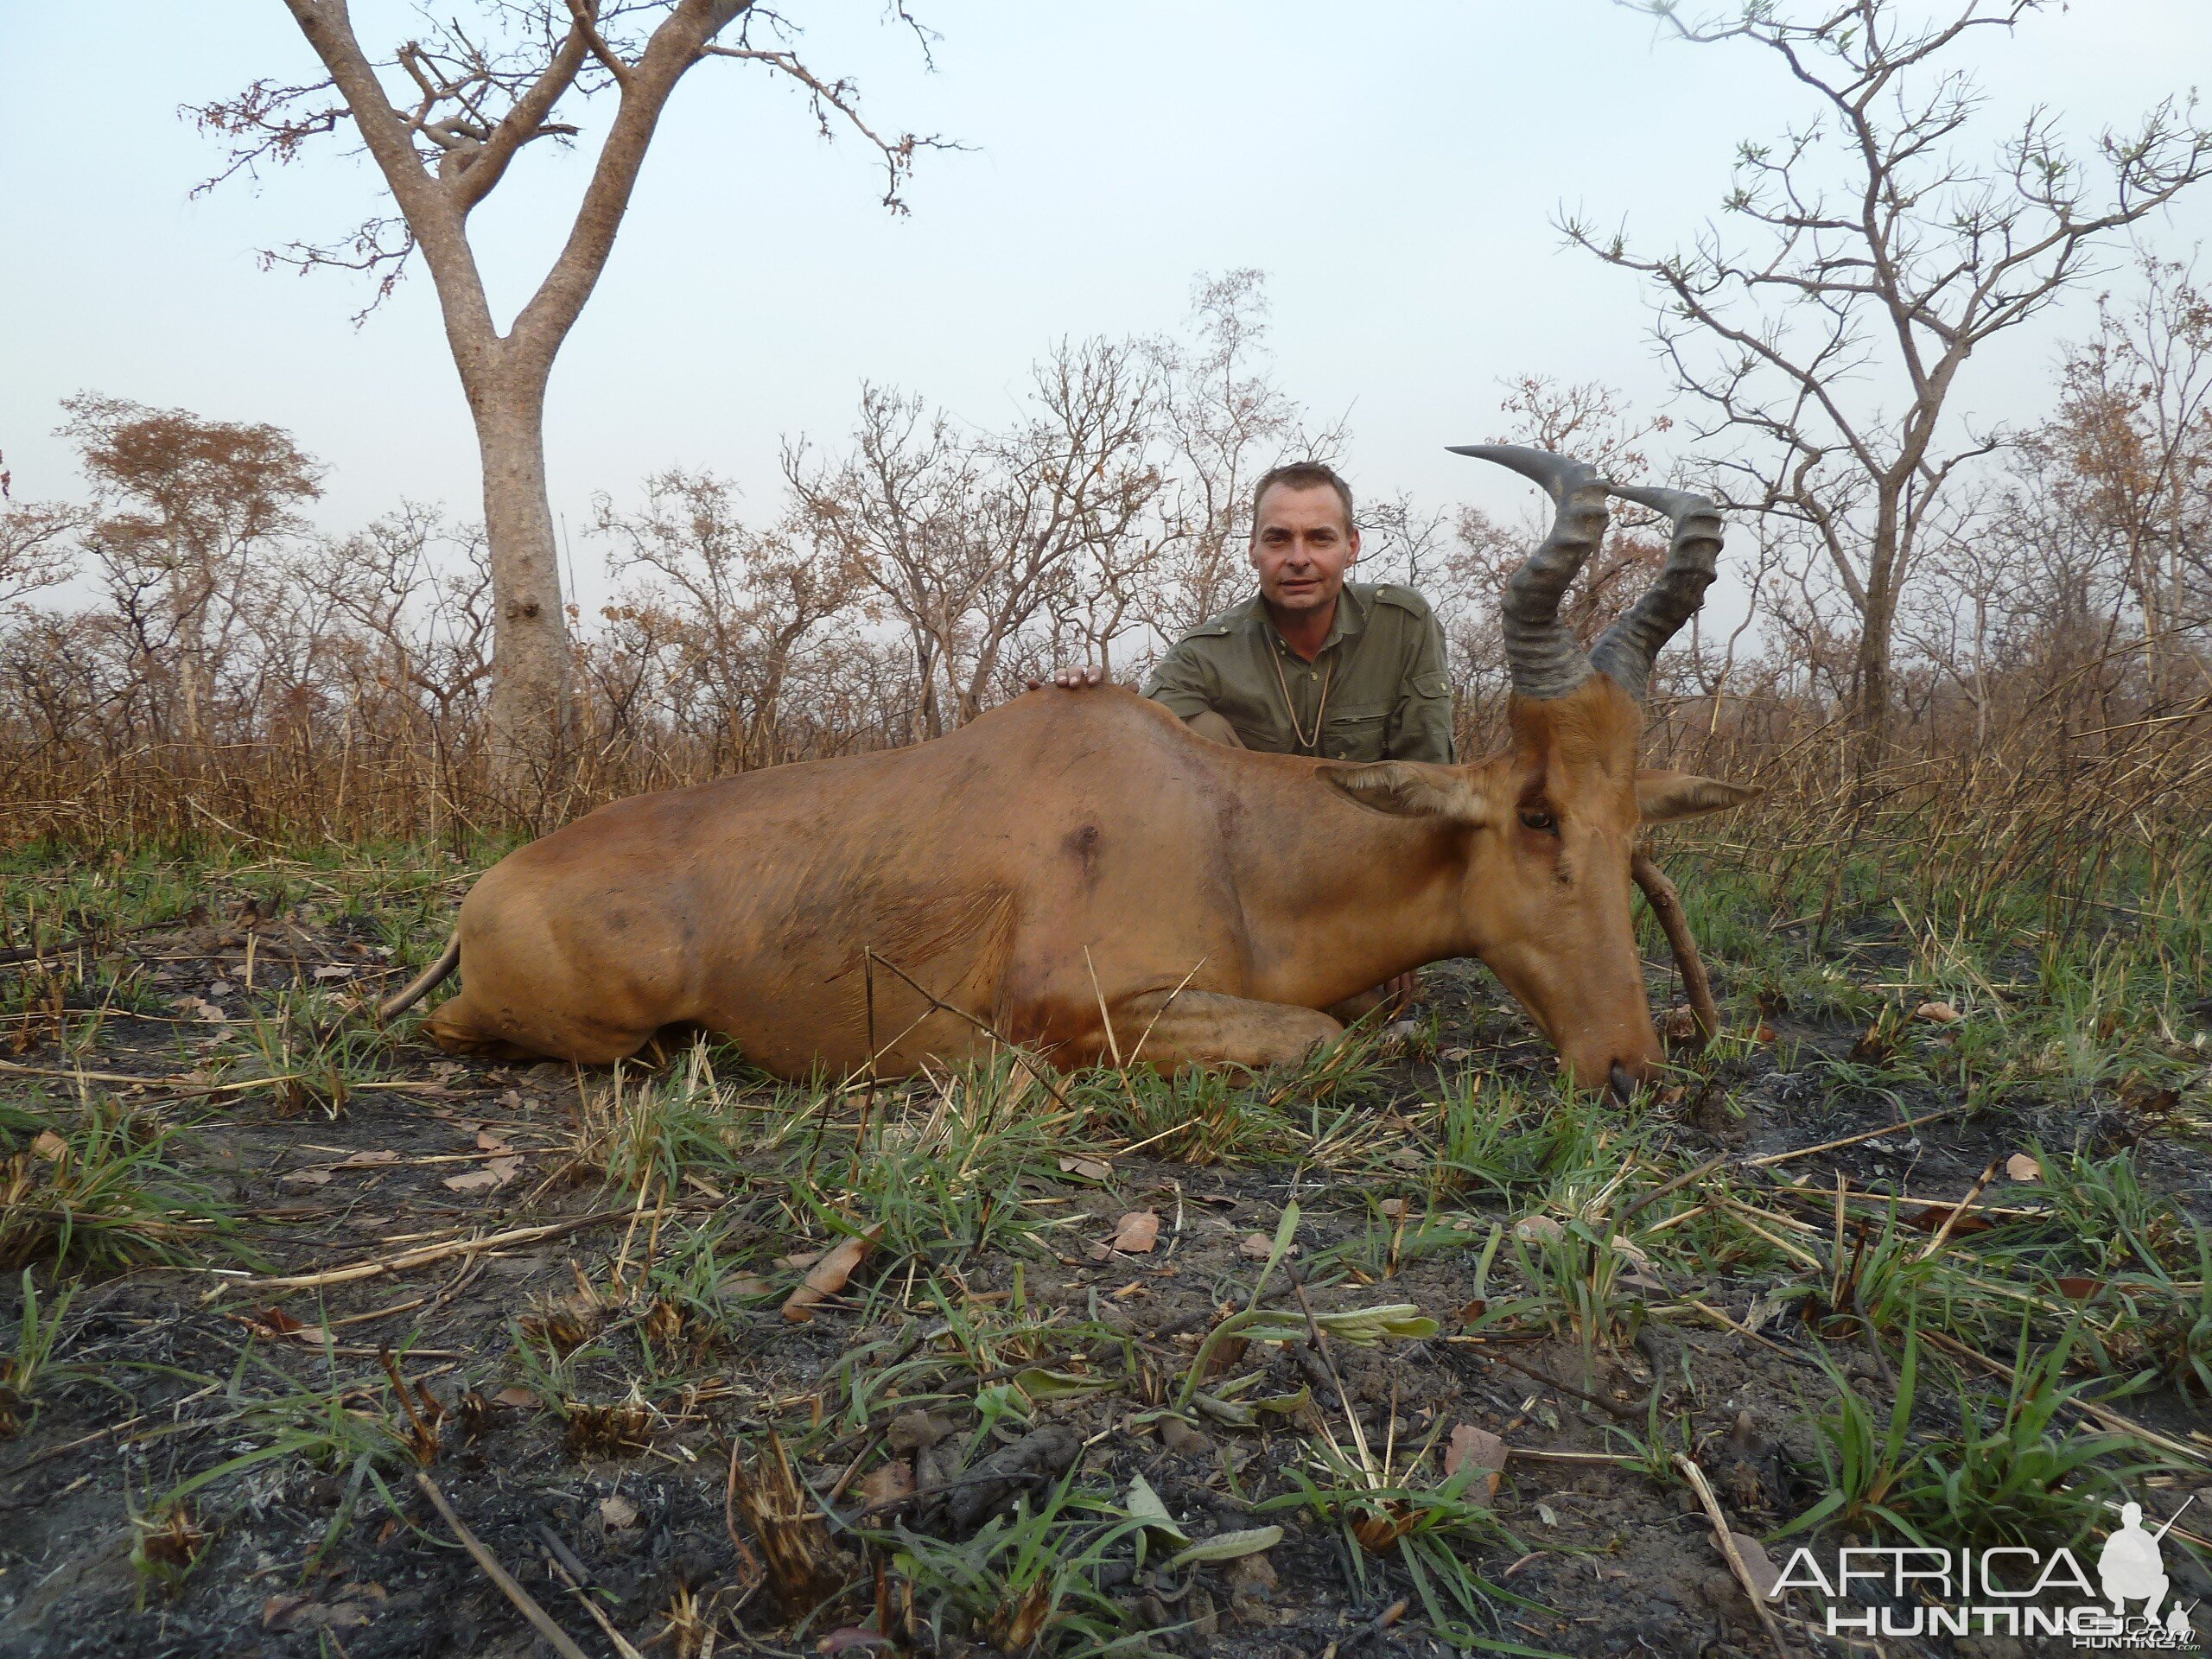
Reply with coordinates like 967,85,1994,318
1386,608,1457,763
1141,636,1219,726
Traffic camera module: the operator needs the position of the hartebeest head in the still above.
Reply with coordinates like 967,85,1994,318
1332,446,1757,1097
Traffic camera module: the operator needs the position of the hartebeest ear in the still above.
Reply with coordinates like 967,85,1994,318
1637,769,1764,823
1326,762,1491,826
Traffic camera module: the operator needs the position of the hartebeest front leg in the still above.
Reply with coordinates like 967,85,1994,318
1110,988,1343,1071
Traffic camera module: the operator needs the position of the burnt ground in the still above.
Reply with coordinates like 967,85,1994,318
0,865,2208,1659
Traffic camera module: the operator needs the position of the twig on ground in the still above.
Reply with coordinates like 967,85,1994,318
206,1206,661,1297
1915,1157,2001,1261
414,1471,592,1659
1674,1452,1794,1658
1745,1105,1968,1168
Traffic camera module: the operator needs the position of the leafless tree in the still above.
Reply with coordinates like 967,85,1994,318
190,0,942,799
787,336,1163,737
0,503,79,613
594,469,866,766
1573,0,2212,748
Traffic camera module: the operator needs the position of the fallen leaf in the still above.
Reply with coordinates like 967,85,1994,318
280,1166,334,1186
1379,1198,1408,1220
491,1386,537,1408
774,1250,823,1271
313,965,355,981
337,1148,399,1168
1913,1001,1961,1025
1535,1501,1560,1527
782,1225,883,1323
600,1493,639,1529
29,1130,67,1161
1109,1211,1160,1253
859,1459,914,1509
1713,1530,1781,1601
262,1596,374,1632
2005,1153,2041,1182
1444,1424,1507,1503
816,1631,892,1656
1057,1154,1111,1181
475,1129,512,1154
1752,1021,1777,1046
1661,1004,1706,1044
718,1272,772,1300
442,1160,516,1192
1239,1232,1292,1260
1513,1215,1562,1244
2056,1275,2104,1300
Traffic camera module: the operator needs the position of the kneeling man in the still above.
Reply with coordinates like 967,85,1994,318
1052,461,1453,1014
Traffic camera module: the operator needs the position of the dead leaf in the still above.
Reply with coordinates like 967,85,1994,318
1913,1001,1960,1025
1058,1154,1111,1181
1110,1211,1160,1253
491,1386,537,1408
817,1631,893,1656
1752,1021,1777,1046
1238,1232,1286,1261
774,1250,823,1271
1713,1530,1781,1601
859,1459,914,1509
1379,1199,1408,1220
29,1130,67,1161
442,1156,520,1193
2056,1275,2105,1300
262,1595,375,1632
1512,1215,1562,1245
1444,1424,1507,1502
600,1493,639,1529
475,1129,512,1153
280,1166,334,1186
719,1272,772,1300
1661,1004,1705,1044
782,1226,883,1323
337,1148,399,1167
2005,1153,2042,1181
312,964,355,981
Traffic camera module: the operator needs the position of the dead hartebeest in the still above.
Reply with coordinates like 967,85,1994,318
383,447,1757,1094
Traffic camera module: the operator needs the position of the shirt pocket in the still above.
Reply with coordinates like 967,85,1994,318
1320,702,1391,762
1411,670,1452,700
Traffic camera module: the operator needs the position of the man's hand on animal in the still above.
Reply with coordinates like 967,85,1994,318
383,443,1759,1098
1025,665,1109,690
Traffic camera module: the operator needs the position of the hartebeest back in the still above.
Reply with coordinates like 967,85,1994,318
392,447,1757,1092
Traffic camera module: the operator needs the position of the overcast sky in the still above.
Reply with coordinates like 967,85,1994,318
5,1,2211,613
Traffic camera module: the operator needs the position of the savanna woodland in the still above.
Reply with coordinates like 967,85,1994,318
3,3,2209,1656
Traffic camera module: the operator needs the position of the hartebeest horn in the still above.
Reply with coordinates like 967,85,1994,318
1447,444,1611,700
1589,483,1723,702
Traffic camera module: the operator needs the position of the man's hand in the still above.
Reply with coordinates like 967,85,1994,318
1025,664,1109,690
1378,970,1421,1019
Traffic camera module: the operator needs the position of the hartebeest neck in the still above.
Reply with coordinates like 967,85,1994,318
1223,761,1477,1008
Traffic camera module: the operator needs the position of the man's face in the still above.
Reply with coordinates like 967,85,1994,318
1249,483,1359,617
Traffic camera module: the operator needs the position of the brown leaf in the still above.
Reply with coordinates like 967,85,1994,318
1444,1425,1506,1502
1058,1154,1111,1181
475,1129,512,1154
859,1459,914,1508
1379,1199,1408,1220
1913,1001,1961,1025
600,1493,639,1529
1512,1215,1561,1245
2056,1275,2105,1300
491,1386,537,1408
2005,1153,2042,1182
262,1596,375,1632
782,1226,882,1323
1238,1232,1285,1260
29,1130,67,1161
1713,1530,1781,1601
280,1166,334,1186
1110,1211,1160,1253
1752,1021,1777,1046
337,1149,400,1167
442,1156,520,1193
1661,1004,1705,1044
718,1272,772,1300
774,1250,823,1271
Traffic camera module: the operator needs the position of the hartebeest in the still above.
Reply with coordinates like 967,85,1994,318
386,448,1757,1093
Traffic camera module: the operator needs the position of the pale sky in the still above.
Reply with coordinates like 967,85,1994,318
5,1,2211,613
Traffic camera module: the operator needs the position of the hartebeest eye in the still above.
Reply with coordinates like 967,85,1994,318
1518,809,1558,835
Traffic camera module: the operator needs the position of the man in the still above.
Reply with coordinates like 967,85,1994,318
1052,461,1454,762
1048,460,1454,1014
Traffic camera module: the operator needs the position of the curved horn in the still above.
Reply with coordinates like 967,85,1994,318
1589,484,1723,702
1447,444,1611,700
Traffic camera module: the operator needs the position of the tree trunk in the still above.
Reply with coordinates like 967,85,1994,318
471,368,574,805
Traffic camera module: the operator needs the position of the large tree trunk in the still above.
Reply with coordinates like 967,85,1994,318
471,368,574,805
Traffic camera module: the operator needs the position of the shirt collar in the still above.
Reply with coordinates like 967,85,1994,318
1249,580,1369,656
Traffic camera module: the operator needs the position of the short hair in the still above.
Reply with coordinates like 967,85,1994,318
1250,461,1354,537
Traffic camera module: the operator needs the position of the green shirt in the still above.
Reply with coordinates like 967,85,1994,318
1143,581,1456,763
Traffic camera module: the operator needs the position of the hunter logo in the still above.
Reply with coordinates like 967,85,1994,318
1769,1497,2197,1649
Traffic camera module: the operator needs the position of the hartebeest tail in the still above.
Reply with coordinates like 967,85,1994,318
378,934,460,1023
